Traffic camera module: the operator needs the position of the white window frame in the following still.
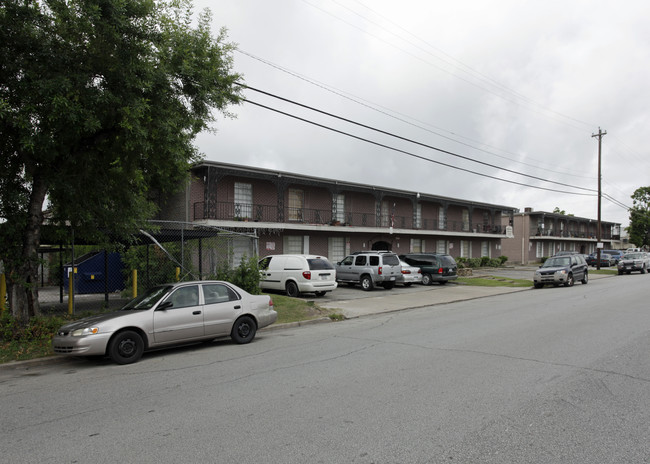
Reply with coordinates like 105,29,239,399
288,189,304,222
328,237,346,263
333,194,345,223
234,182,252,219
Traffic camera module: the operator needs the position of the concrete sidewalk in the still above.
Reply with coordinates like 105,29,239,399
319,285,530,318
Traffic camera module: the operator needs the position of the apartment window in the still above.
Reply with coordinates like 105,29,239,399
414,204,422,229
462,209,470,232
438,208,446,230
333,194,345,222
288,189,304,221
437,240,447,254
328,237,346,263
481,241,489,257
460,240,470,258
411,238,424,253
234,182,252,219
284,235,305,254
381,201,390,227
536,242,544,258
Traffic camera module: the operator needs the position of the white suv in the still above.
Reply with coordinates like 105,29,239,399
258,255,338,297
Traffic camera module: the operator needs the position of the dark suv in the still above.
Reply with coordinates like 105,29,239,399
533,253,588,288
399,253,458,285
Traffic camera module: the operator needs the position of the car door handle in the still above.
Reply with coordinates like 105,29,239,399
234,305,241,310
193,311,202,315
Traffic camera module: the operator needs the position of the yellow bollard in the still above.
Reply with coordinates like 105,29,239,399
68,267,76,315
0,273,6,314
176,267,180,282
132,269,138,299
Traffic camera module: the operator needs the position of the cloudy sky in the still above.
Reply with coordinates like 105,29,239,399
193,0,650,228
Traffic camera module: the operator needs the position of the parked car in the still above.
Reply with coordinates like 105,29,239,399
335,251,402,290
399,253,458,285
397,259,422,286
258,254,337,297
586,253,615,267
617,252,650,275
52,281,277,364
533,254,588,288
604,249,624,264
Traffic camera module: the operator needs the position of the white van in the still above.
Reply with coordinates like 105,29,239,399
258,255,338,297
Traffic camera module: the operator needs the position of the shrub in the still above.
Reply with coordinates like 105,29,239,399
1,312,70,342
211,254,261,295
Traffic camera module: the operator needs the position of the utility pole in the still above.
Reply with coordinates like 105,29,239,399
592,127,606,270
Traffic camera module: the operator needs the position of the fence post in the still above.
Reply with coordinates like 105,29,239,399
132,269,137,299
68,267,75,315
176,267,180,282
0,273,6,314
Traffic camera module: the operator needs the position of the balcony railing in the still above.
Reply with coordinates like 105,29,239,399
534,228,617,240
193,201,506,235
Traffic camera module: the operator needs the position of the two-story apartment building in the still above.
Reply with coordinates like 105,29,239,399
158,161,517,265
501,207,621,264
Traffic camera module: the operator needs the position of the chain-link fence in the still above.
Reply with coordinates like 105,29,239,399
34,221,258,315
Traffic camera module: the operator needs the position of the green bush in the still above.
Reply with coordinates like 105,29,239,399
211,255,261,295
1,312,69,342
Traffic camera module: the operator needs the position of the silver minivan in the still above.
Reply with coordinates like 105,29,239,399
258,254,338,297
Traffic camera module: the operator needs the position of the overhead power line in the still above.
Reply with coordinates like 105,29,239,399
236,48,596,181
241,96,595,197
238,83,597,194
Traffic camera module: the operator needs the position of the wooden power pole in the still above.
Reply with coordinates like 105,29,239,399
592,127,606,270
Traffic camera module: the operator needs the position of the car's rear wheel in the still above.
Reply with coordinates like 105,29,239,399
403,282,412,287
108,330,144,365
581,272,588,284
565,274,574,287
421,273,432,285
231,316,257,344
382,281,395,290
285,281,300,298
360,275,374,291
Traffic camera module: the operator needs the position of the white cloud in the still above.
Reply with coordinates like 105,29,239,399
194,0,650,227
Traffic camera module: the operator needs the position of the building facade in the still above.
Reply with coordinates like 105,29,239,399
501,208,622,264
158,161,517,265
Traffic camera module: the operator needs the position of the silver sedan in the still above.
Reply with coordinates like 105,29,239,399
52,281,277,364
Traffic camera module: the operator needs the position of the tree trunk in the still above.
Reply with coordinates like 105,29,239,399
10,175,49,325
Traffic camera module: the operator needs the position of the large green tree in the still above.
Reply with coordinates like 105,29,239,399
0,0,242,323
628,187,650,248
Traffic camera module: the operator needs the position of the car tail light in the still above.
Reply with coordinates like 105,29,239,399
378,266,383,275
437,267,443,274
402,269,411,275
302,271,312,280
417,269,422,274
269,297,274,307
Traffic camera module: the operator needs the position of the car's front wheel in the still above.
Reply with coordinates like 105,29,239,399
314,291,326,297
565,274,574,287
231,316,257,344
108,330,144,365
382,281,395,290
534,283,543,289
642,266,647,274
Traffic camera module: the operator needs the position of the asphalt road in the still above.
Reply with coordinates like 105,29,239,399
1,271,649,463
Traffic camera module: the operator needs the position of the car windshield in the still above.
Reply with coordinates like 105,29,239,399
308,258,334,270
382,254,400,266
440,255,457,267
624,253,643,259
543,257,570,267
121,285,172,310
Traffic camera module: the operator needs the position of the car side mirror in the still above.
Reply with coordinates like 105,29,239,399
156,301,173,311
